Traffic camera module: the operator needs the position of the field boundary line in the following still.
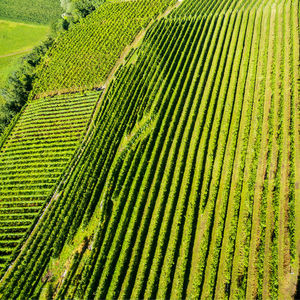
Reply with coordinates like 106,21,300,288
34,0,183,100
245,4,274,298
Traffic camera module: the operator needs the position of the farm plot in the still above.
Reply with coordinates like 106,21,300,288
31,0,176,98
0,92,99,272
0,0,62,24
65,0,296,299
0,0,297,298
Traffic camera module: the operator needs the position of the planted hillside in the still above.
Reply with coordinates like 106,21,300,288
0,92,100,272
31,0,176,98
0,0,298,298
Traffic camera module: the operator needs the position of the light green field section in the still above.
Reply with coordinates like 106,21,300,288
0,20,49,56
0,20,49,104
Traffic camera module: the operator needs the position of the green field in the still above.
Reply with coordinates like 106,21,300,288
0,0,62,24
0,92,99,269
0,0,58,106
0,0,298,299
0,20,49,104
31,0,176,98
0,20,49,56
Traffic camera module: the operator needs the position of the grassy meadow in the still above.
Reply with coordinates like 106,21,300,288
0,20,49,56
0,0,60,105
0,20,49,103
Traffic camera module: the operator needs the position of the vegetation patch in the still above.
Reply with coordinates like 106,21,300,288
0,0,62,24
0,92,100,272
0,0,298,298
31,0,176,97
0,20,49,105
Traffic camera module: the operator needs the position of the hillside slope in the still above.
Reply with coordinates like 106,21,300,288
30,0,176,97
0,0,299,299
0,92,100,270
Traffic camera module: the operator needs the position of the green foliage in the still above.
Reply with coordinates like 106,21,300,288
0,37,54,134
0,92,99,271
31,0,176,97
0,0,297,299
61,0,105,21
0,0,62,24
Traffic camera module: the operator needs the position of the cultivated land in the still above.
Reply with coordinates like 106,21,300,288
0,0,298,299
31,0,177,97
0,92,99,271
0,0,62,24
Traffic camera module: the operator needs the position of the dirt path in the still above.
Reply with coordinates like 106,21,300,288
278,2,292,298
261,3,282,298
246,6,274,298
291,0,300,297
101,0,182,90
0,48,32,58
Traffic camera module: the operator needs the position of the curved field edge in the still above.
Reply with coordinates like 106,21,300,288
0,0,180,266
0,0,183,294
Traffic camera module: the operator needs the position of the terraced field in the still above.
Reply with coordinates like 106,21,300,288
0,0,298,298
0,92,99,272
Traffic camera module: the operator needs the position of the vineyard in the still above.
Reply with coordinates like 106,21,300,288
31,0,176,98
0,0,62,24
0,92,100,273
0,0,299,299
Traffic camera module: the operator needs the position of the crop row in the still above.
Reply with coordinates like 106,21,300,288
31,0,177,97
91,14,210,300
73,0,297,299
0,15,186,295
77,0,249,298
0,1,201,296
0,0,297,298
0,92,99,272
